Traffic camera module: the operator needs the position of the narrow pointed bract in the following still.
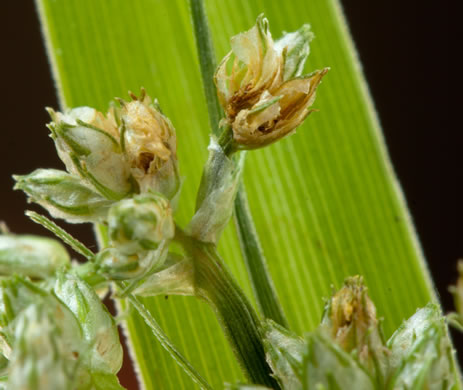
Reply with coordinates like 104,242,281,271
14,169,112,223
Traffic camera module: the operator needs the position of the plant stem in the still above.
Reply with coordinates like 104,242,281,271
175,227,280,389
121,287,214,390
234,187,288,327
94,223,213,389
189,0,287,329
189,0,222,136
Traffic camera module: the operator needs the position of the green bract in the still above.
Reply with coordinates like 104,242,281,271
0,234,70,278
189,140,244,243
0,277,83,386
132,253,194,297
53,273,123,375
48,106,133,200
260,278,459,390
302,332,375,390
14,169,112,223
262,320,305,390
449,260,463,331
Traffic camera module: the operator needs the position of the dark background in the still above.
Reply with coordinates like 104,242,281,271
0,0,458,387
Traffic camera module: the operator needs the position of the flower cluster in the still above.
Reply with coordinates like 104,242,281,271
259,277,456,390
215,15,328,149
14,90,180,223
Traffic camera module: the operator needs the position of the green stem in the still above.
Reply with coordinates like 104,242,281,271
176,227,280,389
189,0,222,136
120,286,214,390
217,123,236,155
189,0,286,328
234,187,288,327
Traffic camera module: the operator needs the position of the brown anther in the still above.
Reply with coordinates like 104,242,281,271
138,152,154,173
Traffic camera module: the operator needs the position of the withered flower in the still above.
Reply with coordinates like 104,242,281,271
120,90,180,199
321,276,388,379
215,14,328,149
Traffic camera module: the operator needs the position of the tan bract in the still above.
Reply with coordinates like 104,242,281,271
121,92,179,196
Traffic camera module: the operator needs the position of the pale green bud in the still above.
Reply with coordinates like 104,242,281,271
0,234,70,278
188,139,244,243
53,273,123,375
108,192,175,255
320,276,388,383
215,14,328,150
95,248,141,280
14,169,112,223
47,106,133,200
387,303,456,389
96,244,168,283
119,91,180,200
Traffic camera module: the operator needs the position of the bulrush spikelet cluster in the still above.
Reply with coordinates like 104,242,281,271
14,89,180,223
215,15,328,149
